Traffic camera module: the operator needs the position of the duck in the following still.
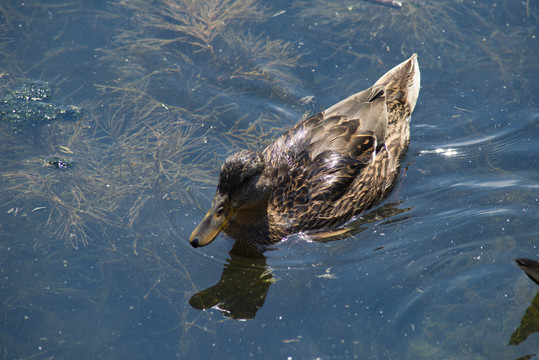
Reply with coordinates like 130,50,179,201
190,54,420,256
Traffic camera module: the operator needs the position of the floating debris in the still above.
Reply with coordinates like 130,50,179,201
43,156,74,169
0,81,83,131
316,268,338,279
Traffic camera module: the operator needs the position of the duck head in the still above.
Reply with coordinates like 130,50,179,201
190,150,271,248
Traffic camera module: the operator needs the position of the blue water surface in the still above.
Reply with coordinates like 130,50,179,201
0,0,537,359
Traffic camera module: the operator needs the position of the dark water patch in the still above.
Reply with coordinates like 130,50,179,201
0,81,83,132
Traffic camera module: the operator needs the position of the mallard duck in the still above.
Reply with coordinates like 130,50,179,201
190,55,420,254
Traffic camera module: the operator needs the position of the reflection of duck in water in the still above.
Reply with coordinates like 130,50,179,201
189,253,272,320
190,55,420,256
189,202,411,319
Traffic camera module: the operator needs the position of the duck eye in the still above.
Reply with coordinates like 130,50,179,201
216,206,224,217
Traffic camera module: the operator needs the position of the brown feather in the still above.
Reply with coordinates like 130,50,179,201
190,55,421,254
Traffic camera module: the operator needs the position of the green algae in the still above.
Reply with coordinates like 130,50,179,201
0,81,83,132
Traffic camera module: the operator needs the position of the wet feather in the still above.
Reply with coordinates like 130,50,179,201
190,55,421,255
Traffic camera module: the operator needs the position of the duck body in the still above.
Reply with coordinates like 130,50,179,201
190,55,420,255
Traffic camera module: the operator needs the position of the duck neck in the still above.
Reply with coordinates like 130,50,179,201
225,203,271,246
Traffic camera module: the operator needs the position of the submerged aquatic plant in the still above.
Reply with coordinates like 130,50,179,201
88,91,217,228
95,0,309,189
220,30,305,100
0,0,307,250
119,0,267,52
295,0,538,90
0,82,217,248
296,0,470,54
1,161,119,247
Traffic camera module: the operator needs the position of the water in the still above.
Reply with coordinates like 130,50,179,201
0,0,537,359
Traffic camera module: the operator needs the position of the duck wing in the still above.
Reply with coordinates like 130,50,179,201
264,54,420,234
307,88,388,159
264,89,388,231
265,85,387,165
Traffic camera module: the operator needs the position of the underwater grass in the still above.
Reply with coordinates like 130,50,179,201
296,0,537,98
0,0,306,280
118,0,267,52
0,2,301,350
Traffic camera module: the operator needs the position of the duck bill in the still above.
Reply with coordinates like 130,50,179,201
190,196,234,248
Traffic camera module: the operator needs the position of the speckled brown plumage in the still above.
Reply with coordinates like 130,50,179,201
190,55,420,255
